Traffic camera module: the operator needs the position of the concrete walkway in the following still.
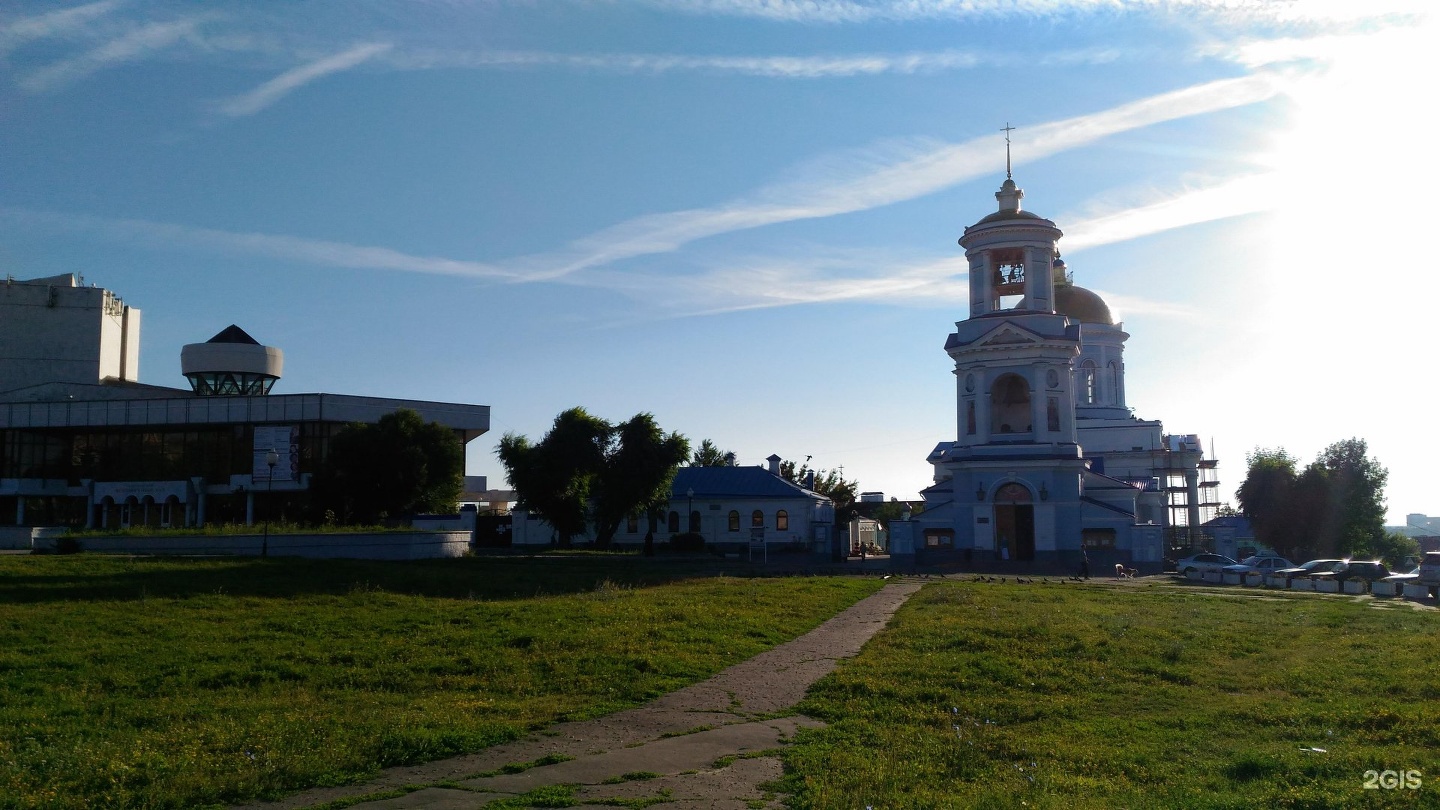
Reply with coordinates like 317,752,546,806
237,580,922,810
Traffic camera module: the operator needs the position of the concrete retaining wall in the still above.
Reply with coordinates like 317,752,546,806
32,531,471,560
1403,583,1435,600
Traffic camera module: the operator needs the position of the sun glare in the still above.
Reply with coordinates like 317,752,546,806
1257,17,1439,329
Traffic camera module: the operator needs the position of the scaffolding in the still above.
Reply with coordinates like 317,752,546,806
1155,435,1220,552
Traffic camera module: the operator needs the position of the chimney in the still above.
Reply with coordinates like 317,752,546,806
766,454,781,475
723,451,736,467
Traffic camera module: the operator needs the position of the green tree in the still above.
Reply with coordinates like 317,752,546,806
497,408,608,547
1367,530,1419,569
780,460,859,517
497,408,689,548
1312,438,1389,558
1235,440,1389,562
312,408,464,524
593,414,690,548
690,439,733,467
1235,447,1301,559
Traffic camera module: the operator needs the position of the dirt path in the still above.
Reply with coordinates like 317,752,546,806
236,580,922,810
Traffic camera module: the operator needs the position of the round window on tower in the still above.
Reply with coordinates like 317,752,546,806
1046,369,1059,389
965,374,975,392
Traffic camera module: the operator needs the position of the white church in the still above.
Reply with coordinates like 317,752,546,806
889,170,1219,573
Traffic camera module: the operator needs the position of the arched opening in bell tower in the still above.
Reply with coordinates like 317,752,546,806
990,247,1027,310
990,374,1032,435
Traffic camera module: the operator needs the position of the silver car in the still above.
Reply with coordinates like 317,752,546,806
1222,555,1294,575
1175,552,1238,576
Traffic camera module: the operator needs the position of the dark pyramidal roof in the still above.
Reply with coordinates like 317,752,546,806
206,325,261,345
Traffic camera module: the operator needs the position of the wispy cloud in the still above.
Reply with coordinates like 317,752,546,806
216,42,393,117
385,45,1123,77
489,72,1284,281
18,16,202,92
641,0,1432,24
1061,173,1277,252
0,207,518,281
0,0,123,55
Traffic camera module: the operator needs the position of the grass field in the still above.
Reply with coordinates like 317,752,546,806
779,581,1440,809
0,555,882,810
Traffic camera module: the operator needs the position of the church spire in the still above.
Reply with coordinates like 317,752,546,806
1001,122,1015,180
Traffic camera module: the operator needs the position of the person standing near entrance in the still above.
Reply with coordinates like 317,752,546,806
1078,549,1090,580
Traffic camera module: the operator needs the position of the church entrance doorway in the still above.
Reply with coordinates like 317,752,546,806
993,483,1035,561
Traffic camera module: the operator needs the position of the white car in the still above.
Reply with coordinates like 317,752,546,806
1222,555,1294,575
1175,552,1238,576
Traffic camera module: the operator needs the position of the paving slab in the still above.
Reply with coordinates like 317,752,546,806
235,580,921,810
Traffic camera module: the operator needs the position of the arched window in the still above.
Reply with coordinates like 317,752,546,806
751,510,764,528
989,373,1032,434
1081,360,1098,405
1108,360,1121,405
727,510,740,531
667,511,680,533
626,514,638,533
776,510,789,531
689,511,701,532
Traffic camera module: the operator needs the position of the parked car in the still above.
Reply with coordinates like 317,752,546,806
1222,555,1294,575
1311,560,1391,582
1273,559,1345,579
1419,551,1440,587
1175,552,1238,576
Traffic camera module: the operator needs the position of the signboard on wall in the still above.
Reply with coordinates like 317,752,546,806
252,425,299,483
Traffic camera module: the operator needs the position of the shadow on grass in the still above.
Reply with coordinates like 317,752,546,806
0,554,781,604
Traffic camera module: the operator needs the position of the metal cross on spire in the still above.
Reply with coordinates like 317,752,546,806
1001,122,1015,179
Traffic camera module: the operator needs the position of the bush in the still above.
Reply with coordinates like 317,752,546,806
669,532,705,553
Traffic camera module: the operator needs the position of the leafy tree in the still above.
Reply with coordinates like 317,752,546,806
1367,530,1419,569
1235,447,1300,557
312,408,464,524
497,408,608,547
780,459,859,517
497,408,689,548
870,499,920,528
1313,438,1388,558
690,439,734,467
1235,439,1389,561
593,414,690,548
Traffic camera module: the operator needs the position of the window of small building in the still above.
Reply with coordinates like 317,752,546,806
667,511,680,533
751,509,764,528
776,510,789,530
1082,528,1116,549
688,511,700,533
626,514,638,533
728,510,740,531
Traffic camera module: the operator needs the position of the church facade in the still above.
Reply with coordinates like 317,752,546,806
890,174,1217,572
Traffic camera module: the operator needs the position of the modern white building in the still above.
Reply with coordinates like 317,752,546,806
1,274,489,530
890,173,1218,572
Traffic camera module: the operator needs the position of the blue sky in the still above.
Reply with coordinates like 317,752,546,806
2,1,1435,524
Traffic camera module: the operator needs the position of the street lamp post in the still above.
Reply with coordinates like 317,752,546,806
263,448,278,557
687,488,695,534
